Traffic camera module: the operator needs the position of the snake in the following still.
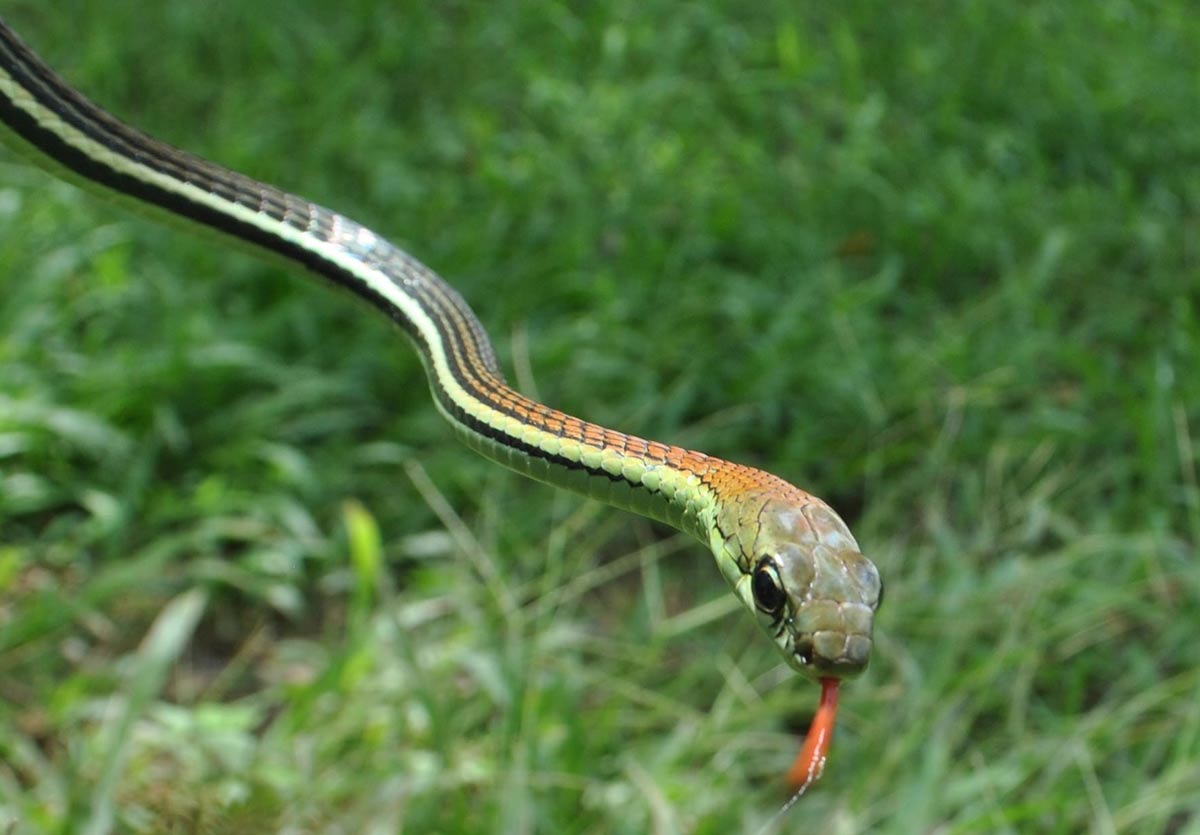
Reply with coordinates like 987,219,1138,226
0,18,882,790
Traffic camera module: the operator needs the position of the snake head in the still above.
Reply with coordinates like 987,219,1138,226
718,490,882,680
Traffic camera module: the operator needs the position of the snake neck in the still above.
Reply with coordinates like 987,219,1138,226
448,385,778,544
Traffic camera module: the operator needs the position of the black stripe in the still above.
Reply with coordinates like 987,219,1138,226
0,23,284,221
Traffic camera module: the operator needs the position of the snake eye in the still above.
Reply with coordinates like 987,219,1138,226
751,558,787,615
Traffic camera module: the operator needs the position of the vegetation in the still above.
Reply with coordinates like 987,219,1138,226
1,1,1197,832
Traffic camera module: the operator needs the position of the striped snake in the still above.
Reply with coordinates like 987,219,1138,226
0,18,882,790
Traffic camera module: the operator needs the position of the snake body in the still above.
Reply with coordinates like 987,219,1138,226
0,20,879,695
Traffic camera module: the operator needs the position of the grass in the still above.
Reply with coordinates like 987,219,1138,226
1,1,1198,832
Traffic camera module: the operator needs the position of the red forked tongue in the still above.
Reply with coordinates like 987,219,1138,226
786,677,840,793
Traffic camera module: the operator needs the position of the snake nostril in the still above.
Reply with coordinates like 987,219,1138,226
796,645,813,666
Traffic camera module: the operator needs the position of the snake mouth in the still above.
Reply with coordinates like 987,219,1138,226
794,631,872,678
790,598,875,678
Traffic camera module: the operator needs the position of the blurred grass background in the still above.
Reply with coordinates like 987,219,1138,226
1,1,1198,833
